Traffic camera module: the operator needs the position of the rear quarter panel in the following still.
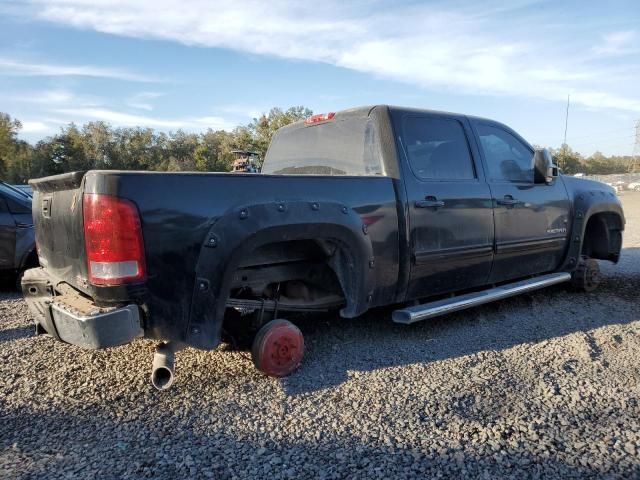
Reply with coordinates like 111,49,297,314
83,171,400,343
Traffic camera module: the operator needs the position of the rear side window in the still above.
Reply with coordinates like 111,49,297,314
262,116,384,176
401,116,475,180
476,124,534,183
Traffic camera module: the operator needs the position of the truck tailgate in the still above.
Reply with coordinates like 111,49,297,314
30,172,88,291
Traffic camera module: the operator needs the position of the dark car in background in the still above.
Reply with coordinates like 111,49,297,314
0,181,37,287
12,184,33,197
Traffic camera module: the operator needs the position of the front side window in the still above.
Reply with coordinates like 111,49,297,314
476,124,534,183
401,116,475,180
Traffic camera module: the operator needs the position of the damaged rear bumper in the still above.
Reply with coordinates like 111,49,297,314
21,268,143,349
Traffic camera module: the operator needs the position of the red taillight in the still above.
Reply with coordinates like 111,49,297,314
83,194,146,285
304,112,335,125
361,214,384,227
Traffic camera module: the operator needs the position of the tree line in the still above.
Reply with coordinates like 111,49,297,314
1,108,637,184
549,144,638,176
0,106,311,184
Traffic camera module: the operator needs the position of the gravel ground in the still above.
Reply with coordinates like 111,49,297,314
1,194,640,479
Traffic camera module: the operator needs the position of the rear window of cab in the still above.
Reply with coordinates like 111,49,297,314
262,116,386,176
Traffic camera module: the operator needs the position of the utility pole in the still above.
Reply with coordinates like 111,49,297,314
563,94,570,146
632,119,640,173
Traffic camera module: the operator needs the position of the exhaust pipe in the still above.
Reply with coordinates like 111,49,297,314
151,342,180,390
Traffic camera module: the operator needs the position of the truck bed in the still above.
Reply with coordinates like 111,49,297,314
30,170,401,348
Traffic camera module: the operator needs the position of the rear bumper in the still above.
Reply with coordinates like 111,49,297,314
21,268,143,349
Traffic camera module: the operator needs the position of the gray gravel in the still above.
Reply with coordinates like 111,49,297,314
2,194,640,479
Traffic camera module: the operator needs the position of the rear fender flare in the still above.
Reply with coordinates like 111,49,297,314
186,201,375,349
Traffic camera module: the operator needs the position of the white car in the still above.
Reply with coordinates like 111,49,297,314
628,182,640,192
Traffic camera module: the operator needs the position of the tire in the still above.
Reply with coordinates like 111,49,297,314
571,258,600,292
251,319,304,377
635,186,640,192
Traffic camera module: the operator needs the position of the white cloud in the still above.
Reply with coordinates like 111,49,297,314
54,107,233,130
127,102,153,111
127,91,165,111
27,90,74,104
0,57,156,82
6,87,233,135
20,121,51,133
8,1,640,113
571,90,640,113
11,89,102,107
219,104,267,120
593,30,638,56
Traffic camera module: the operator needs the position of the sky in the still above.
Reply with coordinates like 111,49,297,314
0,0,639,156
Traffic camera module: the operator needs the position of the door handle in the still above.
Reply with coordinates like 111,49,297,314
497,196,521,207
415,197,445,209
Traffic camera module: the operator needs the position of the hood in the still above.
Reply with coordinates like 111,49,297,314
560,175,616,195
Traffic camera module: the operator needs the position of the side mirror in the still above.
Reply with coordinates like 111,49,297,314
533,148,558,184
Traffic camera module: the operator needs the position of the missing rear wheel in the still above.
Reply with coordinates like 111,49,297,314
251,319,304,377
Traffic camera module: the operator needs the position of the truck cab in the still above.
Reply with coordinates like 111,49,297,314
390,109,572,296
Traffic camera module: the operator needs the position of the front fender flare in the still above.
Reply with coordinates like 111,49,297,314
560,189,624,270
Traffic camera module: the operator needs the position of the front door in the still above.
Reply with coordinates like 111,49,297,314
472,121,571,283
394,112,495,300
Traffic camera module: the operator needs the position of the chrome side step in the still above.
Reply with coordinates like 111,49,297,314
392,272,571,324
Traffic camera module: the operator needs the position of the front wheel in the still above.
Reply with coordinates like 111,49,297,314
251,319,304,377
571,258,600,292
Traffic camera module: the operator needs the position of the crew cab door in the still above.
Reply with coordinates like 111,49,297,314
471,121,571,283
393,111,494,300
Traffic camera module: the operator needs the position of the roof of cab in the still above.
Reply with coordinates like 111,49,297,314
278,104,498,133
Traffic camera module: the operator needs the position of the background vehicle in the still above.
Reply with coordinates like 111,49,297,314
231,150,260,173
628,182,640,192
0,181,37,287
11,184,33,197
22,106,624,389
605,182,622,194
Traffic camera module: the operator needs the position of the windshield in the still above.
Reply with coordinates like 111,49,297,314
262,116,385,176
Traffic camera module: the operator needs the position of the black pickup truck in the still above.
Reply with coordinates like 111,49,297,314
22,106,624,389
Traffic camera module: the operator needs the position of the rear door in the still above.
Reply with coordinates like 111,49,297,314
0,183,33,270
471,121,571,283
393,111,494,300
0,195,16,269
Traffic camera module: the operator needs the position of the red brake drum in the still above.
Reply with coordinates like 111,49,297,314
251,319,305,377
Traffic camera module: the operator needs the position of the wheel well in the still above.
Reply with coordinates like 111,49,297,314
582,212,623,262
231,239,346,302
222,239,348,339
